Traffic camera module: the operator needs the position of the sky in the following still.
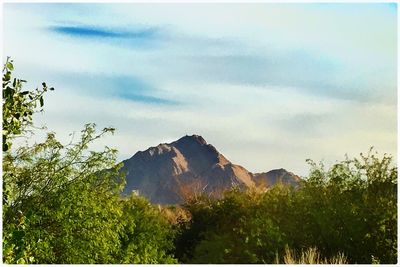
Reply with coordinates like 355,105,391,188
3,3,397,176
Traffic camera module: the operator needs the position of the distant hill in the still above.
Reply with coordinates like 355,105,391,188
120,135,300,204
253,168,301,188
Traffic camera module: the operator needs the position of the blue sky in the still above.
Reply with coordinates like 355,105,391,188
3,3,397,176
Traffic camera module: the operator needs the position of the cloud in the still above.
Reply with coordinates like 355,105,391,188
276,113,331,136
46,70,180,106
171,52,392,104
117,92,178,105
47,23,164,50
49,25,158,40
7,4,396,105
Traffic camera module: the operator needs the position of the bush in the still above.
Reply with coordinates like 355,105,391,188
116,195,177,264
175,189,287,263
176,150,397,264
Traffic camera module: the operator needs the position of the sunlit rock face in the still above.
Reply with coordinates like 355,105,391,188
121,135,300,204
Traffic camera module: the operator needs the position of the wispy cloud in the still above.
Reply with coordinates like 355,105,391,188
174,52,390,104
34,7,397,105
49,24,159,40
117,92,178,105
52,71,179,106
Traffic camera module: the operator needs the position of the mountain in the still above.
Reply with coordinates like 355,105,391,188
253,169,301,188
120,135,300,204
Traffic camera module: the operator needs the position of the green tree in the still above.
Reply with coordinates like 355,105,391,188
2,60,177,264
3,57,55,263
2,57,53,152
294,150,397,263
176,189,286,264
3,123,125,263
116,195,177,264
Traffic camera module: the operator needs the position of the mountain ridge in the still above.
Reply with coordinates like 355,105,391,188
120,134,300,204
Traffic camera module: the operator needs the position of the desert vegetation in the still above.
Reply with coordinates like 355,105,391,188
3,60,397,264
174,149,397,264
277,247,347,264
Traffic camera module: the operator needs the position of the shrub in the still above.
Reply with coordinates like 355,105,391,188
176,150,397,264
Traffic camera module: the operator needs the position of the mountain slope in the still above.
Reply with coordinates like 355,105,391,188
120,135,299,204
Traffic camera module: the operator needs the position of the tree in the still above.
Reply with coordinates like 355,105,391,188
3,57,55,263
3,123,125,263
2,57,53,152
295,150,397,263
175,188,286,264
2,60,177,263
116,195,177,264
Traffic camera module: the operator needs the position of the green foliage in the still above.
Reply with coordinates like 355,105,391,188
176,189,286,263
2,57,53,152
176,150,397,264
295,150,397,263
2,60,177,264
3,124,125,263
117,195,177,264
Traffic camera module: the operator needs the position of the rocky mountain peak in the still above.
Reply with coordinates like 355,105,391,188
174,134,208,146
120,135,300,204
